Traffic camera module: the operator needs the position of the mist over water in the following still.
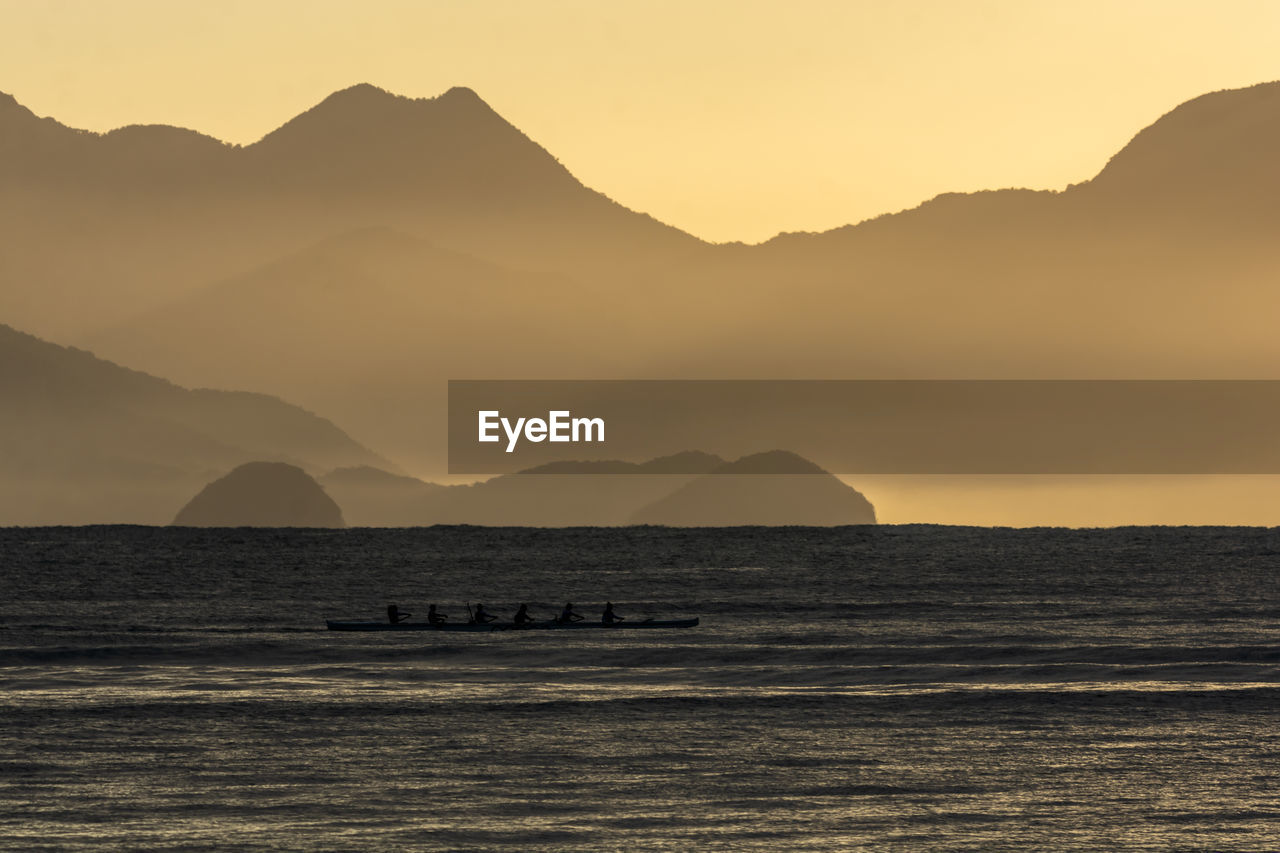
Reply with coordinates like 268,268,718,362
4,525,1280,849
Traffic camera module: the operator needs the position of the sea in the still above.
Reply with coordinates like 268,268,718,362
3,524,1280,850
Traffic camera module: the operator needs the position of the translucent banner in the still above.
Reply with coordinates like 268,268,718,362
448,380,1280,475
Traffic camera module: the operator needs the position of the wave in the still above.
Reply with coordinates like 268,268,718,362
4,635,1280,692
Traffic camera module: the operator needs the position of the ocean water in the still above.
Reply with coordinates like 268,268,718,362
3,525,1280,850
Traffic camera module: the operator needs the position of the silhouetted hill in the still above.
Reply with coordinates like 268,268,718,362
314,453,732,526
1087,81,1280,214
320,466,449,527
89,227,616,388
0,324,390,524
0,92,234,186
173,462,345,527
651,81,1280,383
373,450,873,527
84,226,663,467
630,451,877,526
246,85,577,199
9,81,1280,482
210,452,867,527
57,79,1280,471
0,84,702,340
414,453,728,526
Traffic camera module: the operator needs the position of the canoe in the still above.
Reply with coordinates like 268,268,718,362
326,618,699,632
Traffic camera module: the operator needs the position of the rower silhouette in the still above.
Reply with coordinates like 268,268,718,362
387,604,410,624
513,603,536,626
558,602,584,624
472,603,496,624
602,601,625,624
427,604,447,625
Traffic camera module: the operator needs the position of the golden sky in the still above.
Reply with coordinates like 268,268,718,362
3,0,1279,243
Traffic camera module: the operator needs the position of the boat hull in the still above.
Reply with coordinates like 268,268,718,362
326,618,699,632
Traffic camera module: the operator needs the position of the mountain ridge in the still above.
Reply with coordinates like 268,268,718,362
63,78,1280,472
0,323,395,524
173,462,346,528
9,80,1280,484
0,82,704,340
6,79,1280,240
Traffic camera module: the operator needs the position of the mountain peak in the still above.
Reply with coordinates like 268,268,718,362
441,85,482,101
319,82,397,107
243,82,584,202
253,82,513,150
295,82,403,121
437,86,496,112
337,82,387,97
283,83,497,127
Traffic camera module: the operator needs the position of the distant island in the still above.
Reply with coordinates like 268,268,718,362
323,450,872,527
173,462,345,528
175,451,875,528
630,450,876,526
3,320,877,527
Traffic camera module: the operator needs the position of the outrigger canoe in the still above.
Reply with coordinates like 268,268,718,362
326,618,699,632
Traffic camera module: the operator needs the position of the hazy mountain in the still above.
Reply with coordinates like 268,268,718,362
0,84,702,340
320,466,450,527
674,82,1280,380
630,451,877,526
9,80,1280,491
1084,80,1280,219
414,452,727,526
82,226,661,466
0,324,389,524
319,451,873,527
47,80,1280,476
173,462,345,527
88,226,639,390
312,452,726,527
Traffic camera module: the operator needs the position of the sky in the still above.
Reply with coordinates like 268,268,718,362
3,0,1280,243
